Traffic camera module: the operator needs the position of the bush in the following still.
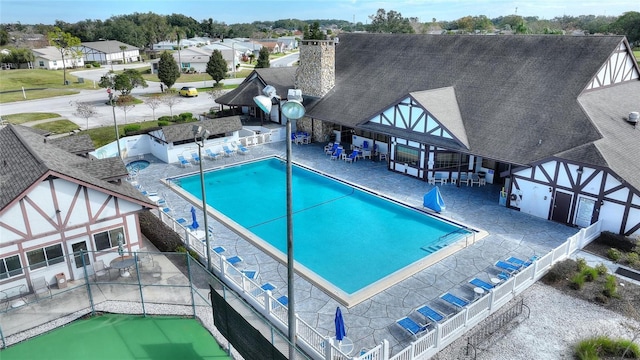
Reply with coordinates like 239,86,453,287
91,62,101,68
138,211,183,252
626,252,640,269
157,120,170,126
580,267,598,282
576,257,588,272
607,248,622,262
570,273,585,290
123,124,141,135
575,336,639,359
158,115,174,123
85,64,92,68
603,274,618,298
594,263,608,276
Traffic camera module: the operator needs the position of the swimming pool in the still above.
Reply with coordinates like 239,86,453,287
126,160,150,172
170,158,475,306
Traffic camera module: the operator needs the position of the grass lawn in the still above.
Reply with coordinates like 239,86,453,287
0,68,95,103
33,119,79,134
1,112,61,124
80,119,162,148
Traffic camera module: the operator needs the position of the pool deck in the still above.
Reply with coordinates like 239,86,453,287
130,140,579,355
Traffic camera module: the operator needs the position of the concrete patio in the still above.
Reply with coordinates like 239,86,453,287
130,138,578,355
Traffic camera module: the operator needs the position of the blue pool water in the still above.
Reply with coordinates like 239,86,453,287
174,158,470,294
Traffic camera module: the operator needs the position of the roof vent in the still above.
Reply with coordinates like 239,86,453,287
628,111,639,124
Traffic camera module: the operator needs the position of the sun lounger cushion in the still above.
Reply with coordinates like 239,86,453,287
396,317,427,337
469,278,495,291
416,305,444,322
441,293,469,308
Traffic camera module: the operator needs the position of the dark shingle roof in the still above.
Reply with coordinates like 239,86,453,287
160,117,243,144
578,81,640,192
216,68,297,106
48,134,95,154
308,34,626,165
0,125,154,211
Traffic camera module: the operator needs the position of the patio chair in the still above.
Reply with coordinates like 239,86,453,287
137,248,154,268
236,143,250,155
211,246,226,254
344,150,358,163
241,269,259,280
276,295,288,306
190,152,201,163
205,148,221,160
330,148,343,160
415,304,445,322
440,292,470,309
223,145,236,156
94,259,111,281
506,256,535,268
177,155,191,167
325,143,339,155
396,316,428,338
251,282,277,297
176,217,195,230
32,276,52,299
469,278,495,292
226,255,243,266
495,260,521,273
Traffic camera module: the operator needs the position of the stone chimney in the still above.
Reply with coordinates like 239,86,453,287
296,39,335,98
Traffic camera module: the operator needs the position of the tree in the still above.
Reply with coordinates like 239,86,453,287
609,11,640,47
119,45,127,64
159,91,182,116
157,51,180,90
303,22,325,40
145,95,163,121
47,27,81,85
0,28,9,46
72,101,98,130
206,49,228,84
368,9,415,34
116,96,136,124
98,69,148,96
255,46,270,68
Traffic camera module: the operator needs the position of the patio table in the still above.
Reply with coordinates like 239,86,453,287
110,256,136,277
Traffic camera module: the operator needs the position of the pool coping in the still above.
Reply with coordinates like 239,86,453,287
162,155,488,307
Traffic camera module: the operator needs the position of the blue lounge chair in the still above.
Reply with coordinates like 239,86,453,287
252,282,277,297
205,148,221,160
223,145,235,156
212,246,226,254
176,217,195,230
241,269,259,280
495,260,521,273
191,152,201,163
396,317,428,338
469,278,495,291
226,255,242,266
362,140,369,150
325,143,339,155
276,295,288,306
345,150,358,163
498,271,511,281
236,143,250,154
177,155,191,167
507,256,537,268
330,148,343,160
440,293,469,308
416,304,445,322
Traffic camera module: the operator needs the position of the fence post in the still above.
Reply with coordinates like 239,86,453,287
382,339,390,359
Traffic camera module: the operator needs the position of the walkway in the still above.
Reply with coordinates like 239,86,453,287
131,140,578,355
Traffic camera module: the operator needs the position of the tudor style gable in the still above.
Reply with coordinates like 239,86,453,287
364,88,469,149
585,40,640,90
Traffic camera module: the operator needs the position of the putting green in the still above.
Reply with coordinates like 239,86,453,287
1,314,230,360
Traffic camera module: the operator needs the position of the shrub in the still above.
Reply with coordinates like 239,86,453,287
85,64,92,68
576,257,588,272
603,274,618,298
177,112,193,122
123,124,141,135
158,115,174,123
626,252,640,269
580,267,598,282
607,248,622,262
594,263,608,276
91,62,101,68
138,211,183,252
157,120,170,126
570,273,585,290
575,336,639,359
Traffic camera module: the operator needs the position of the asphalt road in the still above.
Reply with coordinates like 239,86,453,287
0,62,245,130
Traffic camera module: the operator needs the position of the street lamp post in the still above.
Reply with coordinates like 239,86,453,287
254,86,305,359
108,89,122,159
193,125,212,272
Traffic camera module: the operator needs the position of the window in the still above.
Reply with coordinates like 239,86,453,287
434,152,469,170
94,227,125,251
395,145,420,166
39,61,45,67
482,158,496,169
0,255,23,279
26,244,65,270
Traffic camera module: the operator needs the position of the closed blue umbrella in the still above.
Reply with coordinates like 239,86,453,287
335,307,346,341
190,206,199,230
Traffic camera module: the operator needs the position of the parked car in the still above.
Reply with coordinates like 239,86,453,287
179,86,198,97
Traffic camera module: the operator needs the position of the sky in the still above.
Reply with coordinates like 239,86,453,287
0,0,638,25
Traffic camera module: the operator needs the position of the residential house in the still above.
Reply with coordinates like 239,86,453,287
0,125,155,298
32,46,84,70
216,34,640,237
78,40,140,66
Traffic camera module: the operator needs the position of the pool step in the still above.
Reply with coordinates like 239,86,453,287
421,244,446,253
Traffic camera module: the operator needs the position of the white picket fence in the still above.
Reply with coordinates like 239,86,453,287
159,208,602,360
